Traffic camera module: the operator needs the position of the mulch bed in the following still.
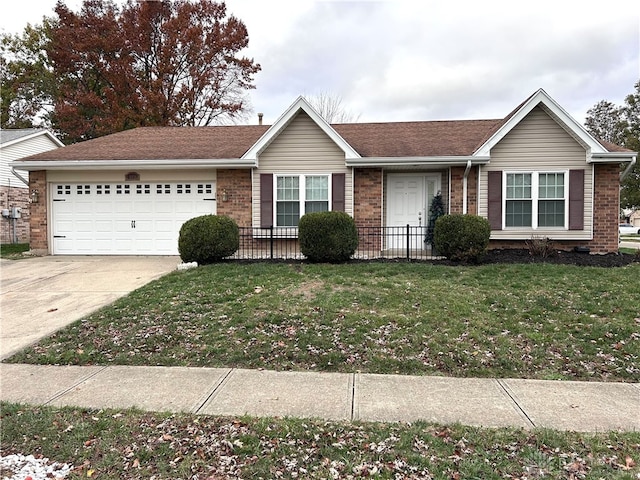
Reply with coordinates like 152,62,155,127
471,249,638,267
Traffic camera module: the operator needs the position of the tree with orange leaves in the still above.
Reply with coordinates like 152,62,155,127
2,0,260,144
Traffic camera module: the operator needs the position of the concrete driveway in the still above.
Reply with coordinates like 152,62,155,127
0,256,179,360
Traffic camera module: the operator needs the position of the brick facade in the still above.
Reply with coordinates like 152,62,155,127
28,171,48,253
216,169,253,227
0,186,30,244
353,168,382,226
354,168,383,251
449,166,478,215
589,163,620,253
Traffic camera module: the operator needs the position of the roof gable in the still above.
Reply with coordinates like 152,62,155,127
474,89,607,157
242,96,360,160
0,128,63,149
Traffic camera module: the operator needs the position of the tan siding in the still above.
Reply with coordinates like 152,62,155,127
252,112,352,227
478,106,592,240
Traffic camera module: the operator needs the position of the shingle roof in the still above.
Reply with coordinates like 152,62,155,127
18,119,504,161
20,126,270,161
13,106,632,162
0,128,49,145
334,119,501,157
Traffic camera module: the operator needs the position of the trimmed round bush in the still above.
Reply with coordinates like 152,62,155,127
299,211,358,262
178,215,239,264
433,214,491,263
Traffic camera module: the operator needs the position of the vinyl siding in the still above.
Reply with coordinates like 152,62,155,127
478,106,593,239
1,135,60,188
252,112,352,227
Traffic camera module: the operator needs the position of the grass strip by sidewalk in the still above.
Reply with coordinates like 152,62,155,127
1,402,639,479
7,262,640,382
0,242,29,258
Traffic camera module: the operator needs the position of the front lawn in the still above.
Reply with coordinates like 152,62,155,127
7,262,640,382
1,403,639,479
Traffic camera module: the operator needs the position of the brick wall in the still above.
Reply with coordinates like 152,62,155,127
589,163,620,253
449,166,478,215
353,168,382,226
354,168,383,251
216,169,252,227
28,171,48,252
449,167,463,214
0,186,30,244
467,166,478,215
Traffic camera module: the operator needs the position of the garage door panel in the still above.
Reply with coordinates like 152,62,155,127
115,202,134,214
155,201,174,214
95,201,114,214
95,220,114,233
51,181,216,255
154,220,174,233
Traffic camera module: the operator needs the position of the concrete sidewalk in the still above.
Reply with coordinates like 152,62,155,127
1,363,638,432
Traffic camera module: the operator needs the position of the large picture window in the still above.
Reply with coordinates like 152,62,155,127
276,175,330,227
505,172,566,228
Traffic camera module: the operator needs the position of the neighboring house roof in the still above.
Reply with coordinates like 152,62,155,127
12,90,636,169
1,128,63,187
0,128,64,148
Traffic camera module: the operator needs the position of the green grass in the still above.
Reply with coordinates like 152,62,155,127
0,242,29,258
1,402,639,479
8,262,640,382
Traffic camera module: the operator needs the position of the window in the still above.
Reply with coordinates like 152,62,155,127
538,173,564,227
505,172,566,228
276,175,330,227
505,173,532,227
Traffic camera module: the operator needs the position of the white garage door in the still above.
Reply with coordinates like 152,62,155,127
51,182,216,255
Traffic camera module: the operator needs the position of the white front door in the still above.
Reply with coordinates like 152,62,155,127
51,182,216,255
386,173,441,249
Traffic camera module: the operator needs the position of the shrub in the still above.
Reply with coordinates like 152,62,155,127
525,236,557,258
433,214,490,263
299,211,358,262
178,215,239,264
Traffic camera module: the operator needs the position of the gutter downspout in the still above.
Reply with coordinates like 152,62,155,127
462,160,472,215
11,167,30,187
620,156,637,181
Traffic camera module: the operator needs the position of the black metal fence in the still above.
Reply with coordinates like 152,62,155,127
232,225,437,261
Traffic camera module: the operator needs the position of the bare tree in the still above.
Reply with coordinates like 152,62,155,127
304,92,360,124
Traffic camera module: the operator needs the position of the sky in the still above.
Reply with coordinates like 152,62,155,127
1,0,639,126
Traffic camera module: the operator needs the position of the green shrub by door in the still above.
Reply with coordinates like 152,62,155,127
299,211,358,262
434,214,491,263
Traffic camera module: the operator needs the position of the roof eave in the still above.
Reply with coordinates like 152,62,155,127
588,152,637,163
10,158,256,171
346,156,490,167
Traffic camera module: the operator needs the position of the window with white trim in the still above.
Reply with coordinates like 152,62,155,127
505,172,566,228
276,174,330,227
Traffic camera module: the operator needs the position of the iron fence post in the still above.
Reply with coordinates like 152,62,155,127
406,224,410,261
269,226,274,259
